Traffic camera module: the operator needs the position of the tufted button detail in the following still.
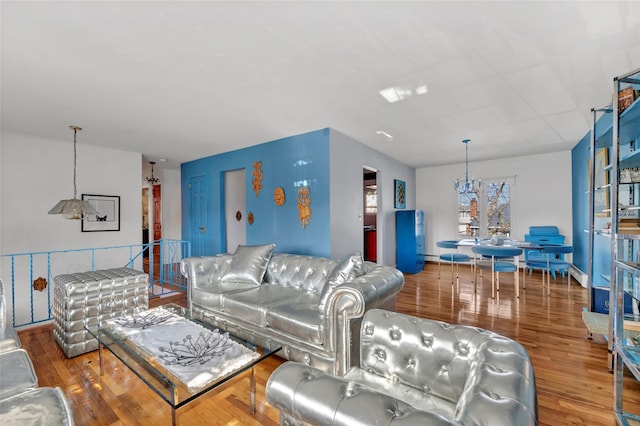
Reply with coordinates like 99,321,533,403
375,348,386,361
423,384,432,394
440,365,449,374
456,342,470,356
364,324,374,335
387,407,403,418
304,354,311,363
345,381,356,397
488,391,501,400
406,356,416,368
389,327,401,341
422,334,434,348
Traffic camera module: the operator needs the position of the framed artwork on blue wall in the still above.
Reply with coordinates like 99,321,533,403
394,179,406,209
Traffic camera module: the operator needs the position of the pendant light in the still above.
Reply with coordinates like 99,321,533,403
48,125,98,220
146,161,160,185
454,139,482,194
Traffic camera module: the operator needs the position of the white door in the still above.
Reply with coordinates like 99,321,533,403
224,169,246,253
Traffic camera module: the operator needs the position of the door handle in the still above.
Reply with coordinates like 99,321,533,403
199,225,206,234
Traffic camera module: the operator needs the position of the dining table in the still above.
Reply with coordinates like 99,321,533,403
455,238,543,297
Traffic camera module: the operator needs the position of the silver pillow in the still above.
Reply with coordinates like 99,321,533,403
222,244,276,286
318,252,365,310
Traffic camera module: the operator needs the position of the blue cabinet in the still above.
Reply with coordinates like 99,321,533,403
396,210,424,274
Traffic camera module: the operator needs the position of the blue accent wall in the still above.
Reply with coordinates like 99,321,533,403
181,128,331,257
572,110,613,288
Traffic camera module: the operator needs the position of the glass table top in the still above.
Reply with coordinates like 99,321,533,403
85,303,282,410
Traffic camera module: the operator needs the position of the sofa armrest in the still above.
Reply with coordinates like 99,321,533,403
321,265,404,318
266,362,454,426
180,255,232,308
456,338,538,426
321,265,404,374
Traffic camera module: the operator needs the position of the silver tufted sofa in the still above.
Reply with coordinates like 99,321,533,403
266,309,538,426
180,249,404,376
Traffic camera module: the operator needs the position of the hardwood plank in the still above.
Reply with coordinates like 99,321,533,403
15,263,640,425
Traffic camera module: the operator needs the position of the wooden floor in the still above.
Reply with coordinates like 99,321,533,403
15,262,640,425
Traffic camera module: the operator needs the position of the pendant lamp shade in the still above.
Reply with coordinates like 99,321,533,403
48,126,98,220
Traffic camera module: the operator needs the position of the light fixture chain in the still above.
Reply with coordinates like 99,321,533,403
72,126,77,199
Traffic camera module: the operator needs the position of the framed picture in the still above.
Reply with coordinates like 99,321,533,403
594,148,610,217
81,194,120,232
394,179,406,209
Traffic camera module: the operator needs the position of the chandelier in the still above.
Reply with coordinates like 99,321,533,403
454,139,482,194
48,126,98,220
146,161,159,185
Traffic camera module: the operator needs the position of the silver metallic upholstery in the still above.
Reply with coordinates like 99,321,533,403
266,309,538,426
0,387,74,425
0,279,74,424
52,267,149,357
181,253,404,376
0,279,21,352
0,349,38,399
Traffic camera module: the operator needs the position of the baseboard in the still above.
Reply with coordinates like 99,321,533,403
570,265,587,288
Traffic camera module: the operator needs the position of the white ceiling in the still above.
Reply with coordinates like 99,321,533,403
2,1,639,170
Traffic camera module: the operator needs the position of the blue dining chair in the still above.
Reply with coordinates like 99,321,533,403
436,240,471,284
471,245,523,298
525,244,573,294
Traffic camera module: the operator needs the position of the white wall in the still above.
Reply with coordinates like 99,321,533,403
330,129,416,265
1,132,142,254
417,150,572,259
0,135,2,276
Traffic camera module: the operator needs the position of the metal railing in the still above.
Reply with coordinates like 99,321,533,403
1,239,191,328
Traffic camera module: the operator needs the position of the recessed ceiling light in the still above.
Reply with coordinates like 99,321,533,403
415,84,428,95
379,86,413,103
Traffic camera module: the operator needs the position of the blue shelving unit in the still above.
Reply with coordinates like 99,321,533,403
395,210,424,274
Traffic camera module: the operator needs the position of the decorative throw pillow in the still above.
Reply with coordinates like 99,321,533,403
318,252,365,311
222,244,276,286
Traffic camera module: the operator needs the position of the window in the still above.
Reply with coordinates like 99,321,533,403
458,191,480,237
486,181,511,237
458,179,512,238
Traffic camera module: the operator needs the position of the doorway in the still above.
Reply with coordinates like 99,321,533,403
142,187,149,259
141,184,161,273
363,168,377,262
224,169,246,253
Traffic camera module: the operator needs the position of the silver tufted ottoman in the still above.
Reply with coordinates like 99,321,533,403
52,268,149,357
267,309,538,426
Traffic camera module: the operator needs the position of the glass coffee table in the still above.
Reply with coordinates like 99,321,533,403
86,304,281,425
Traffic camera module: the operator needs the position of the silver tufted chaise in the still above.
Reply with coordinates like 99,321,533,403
181,248,405,376
266,309,538,426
